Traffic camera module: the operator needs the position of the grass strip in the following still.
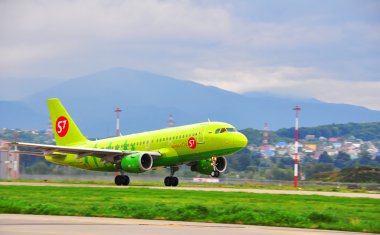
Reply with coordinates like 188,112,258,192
0,179,375,193
0,185,379,233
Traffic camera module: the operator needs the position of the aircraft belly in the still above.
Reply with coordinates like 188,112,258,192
45,154,114,172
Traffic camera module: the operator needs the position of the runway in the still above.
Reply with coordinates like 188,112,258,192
1,181,379,199
0,214,368,235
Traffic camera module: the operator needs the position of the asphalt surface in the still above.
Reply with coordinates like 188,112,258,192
1,181,379,199
0,214,369,235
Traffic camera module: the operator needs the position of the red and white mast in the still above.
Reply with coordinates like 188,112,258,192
167,114,175,128
293,105,301,188
262,123,269,150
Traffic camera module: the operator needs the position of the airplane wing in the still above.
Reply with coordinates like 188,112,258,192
11,142,161,160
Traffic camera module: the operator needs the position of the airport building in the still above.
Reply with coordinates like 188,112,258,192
0,140,19,179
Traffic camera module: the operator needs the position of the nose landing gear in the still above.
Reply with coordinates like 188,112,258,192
210,156,220,178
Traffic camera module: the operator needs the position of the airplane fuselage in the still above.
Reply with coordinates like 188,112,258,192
46,121,247,172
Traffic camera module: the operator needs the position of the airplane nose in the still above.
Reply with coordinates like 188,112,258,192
235,132,248,148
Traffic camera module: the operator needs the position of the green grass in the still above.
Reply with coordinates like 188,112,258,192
0,185,379,233
1,179,376,193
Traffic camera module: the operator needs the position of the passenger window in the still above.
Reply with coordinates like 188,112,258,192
220,128,227,133
215,129,220,134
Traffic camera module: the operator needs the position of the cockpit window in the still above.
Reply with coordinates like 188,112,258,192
215,129,220,134
227,128,236,132
220,128,227,133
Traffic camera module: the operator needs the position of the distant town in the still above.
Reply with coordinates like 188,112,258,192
249,134,380,160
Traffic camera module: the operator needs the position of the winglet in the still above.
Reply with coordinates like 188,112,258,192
47,98,88,146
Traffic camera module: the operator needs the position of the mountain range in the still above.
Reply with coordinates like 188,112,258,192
1,67,379,138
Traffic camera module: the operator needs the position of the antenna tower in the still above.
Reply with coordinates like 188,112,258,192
115,107,122,136
167,114,175,128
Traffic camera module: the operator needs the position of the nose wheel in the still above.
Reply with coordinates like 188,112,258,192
210,156,220,178
115,174,130,186
164,166,179,187
211,170,220,178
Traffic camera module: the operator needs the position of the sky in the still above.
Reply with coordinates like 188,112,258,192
1,0,379,110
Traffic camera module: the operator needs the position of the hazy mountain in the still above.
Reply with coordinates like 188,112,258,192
0,101,46,130
1,67,379,137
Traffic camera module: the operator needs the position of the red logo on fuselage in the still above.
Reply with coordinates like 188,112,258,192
188,137,197,149
56,116,69,137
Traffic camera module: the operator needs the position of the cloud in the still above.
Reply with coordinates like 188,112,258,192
186,65,380,110
0,0,379,111
0,0,231,74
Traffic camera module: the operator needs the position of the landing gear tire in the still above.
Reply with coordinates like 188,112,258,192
211,170,220,178
164,166,179,187
164,176,179,187
121,175,130,185
164,176,172,186
115,175,130,186
171,177,179,186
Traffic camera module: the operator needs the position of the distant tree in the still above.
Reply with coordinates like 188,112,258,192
318,151,334,163
265,167,293,180
30,161,50,174
375,155,380,164
304,163,335,178
358,151,372,165
278,157,293,168
275,122,380,141
334,152,351,168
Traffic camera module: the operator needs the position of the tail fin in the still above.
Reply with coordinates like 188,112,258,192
47,98,88,146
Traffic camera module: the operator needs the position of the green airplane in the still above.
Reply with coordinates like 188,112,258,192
14,98,248,186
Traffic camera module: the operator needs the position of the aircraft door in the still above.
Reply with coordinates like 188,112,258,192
197,127,205,144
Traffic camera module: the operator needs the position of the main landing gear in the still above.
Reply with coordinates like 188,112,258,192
164,166,179,187
115,174,130,186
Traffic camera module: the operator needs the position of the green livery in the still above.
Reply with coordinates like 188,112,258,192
16,98,248,186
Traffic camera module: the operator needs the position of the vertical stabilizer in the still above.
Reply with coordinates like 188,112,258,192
47,98,88,146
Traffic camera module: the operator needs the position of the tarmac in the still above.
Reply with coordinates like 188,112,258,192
0,214,370,235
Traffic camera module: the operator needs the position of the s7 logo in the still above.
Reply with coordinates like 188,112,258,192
188,137,197,149
56,116,69,137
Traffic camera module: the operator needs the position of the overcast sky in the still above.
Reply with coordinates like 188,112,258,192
1,0,379,110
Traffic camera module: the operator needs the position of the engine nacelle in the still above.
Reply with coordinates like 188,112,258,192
190,157,227,175
121,153,153,173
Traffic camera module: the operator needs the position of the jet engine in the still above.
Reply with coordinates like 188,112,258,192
190,157,227,176
121,153,153,173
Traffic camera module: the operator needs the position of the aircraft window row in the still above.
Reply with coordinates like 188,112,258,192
215,127,237,134
154,132,199,143
125,132,200,147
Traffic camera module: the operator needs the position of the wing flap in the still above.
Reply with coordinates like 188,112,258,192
11,142,161,160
